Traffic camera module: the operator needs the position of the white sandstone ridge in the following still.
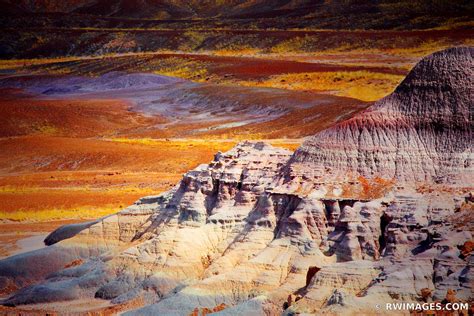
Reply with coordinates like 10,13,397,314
286,46,473,186
0,47,472,315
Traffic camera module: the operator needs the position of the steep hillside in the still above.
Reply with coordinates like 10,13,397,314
1,0,473,29
286,47,473,187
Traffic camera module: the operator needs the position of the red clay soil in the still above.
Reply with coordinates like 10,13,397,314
0,220,81,234
0,96,166,138
0,186,150,213
0,135,232,173
0,134,235,214
151,53,407,78
205,96,370,138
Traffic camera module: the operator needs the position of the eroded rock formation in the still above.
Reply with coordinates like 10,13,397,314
0,47,472,315
286,46,472,187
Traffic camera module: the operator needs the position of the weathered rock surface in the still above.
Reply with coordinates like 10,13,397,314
0,47,472,315
285,46,473,188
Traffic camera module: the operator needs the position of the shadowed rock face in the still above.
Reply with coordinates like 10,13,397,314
289,47,473,184
2,0,472,30
0,47,472,315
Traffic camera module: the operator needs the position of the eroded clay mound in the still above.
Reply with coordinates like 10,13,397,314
290,46,473,185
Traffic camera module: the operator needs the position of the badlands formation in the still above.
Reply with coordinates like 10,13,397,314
0,47,472,315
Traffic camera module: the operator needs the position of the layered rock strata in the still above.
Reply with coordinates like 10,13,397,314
284,46,472,189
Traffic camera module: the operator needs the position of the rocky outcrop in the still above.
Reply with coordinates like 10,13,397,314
326,200,384,261
0,47,472,315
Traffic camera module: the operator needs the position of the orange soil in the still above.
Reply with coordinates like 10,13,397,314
0,136,230,173
0,220,78,257
0,220,79,233
0,234,28,258
0,136,236,214
151,53,406,78
0,95,166,138
0,190,149,213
